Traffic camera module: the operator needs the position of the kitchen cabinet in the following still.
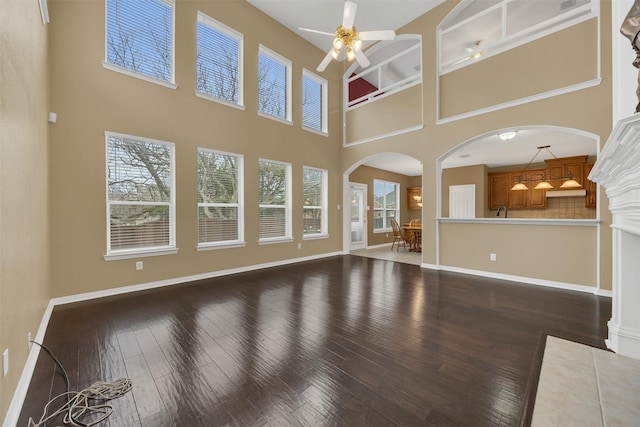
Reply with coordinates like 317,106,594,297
584,163,597,208
407,187,422,210
545,155,586,191
488,173,509,210
489,169,547,210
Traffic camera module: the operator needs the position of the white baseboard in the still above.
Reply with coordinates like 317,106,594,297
435,264,610,296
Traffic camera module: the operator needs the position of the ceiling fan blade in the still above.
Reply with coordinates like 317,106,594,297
317,51,334,72
342,1,357,29
354,49,370,68
359,30,396,41
298,27,334,37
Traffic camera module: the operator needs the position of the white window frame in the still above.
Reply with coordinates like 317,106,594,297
104,131,177,260
258,159,293,244
302,166,329,239
257,45,292,125
195,12,245,110
302,69,328,135
197,148,245,251
373,179,400,233
103,0,177,89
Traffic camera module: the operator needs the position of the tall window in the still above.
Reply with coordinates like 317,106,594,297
105,0,175,85
373,179,399,232
258,45,292,123
197,149,244,248
303,167,328,237
302,70,328,133
106,132,175,258
259,159,292,242
196,12,243,107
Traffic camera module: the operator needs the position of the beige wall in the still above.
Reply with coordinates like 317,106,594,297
442,165,487,218
46,0,345,297
439,18,599,119
346,84,422,144
341,1,613,290
440,222,598,286
0,0,51,420
349,165,421,246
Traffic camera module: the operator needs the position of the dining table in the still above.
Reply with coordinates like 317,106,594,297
403,224,422,252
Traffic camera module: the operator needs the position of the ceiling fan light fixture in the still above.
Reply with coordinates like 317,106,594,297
353,38,362,51
330,48,340,60
333,37,343,50
346,47,356,61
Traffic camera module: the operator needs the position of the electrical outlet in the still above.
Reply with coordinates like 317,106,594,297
136,261,143,270
297,243,301,249
386,233,389,238
28,332,32,349
3,349,9,377
490,253,497,261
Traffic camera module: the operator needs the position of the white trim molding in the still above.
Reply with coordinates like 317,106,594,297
590,114,640,360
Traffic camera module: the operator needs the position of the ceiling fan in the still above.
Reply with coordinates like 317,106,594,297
452,40,487,65
299,1,396,72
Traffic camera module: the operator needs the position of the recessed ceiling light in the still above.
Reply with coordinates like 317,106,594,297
499,131,518,141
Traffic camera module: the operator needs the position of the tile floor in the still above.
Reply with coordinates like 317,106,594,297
532,336,640,426
350,244,422,266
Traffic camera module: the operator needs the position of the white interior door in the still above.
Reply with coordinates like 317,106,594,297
449,184,476,218
350,183,367,251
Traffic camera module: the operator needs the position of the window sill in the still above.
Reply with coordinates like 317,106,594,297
104,247,178,261
258,111,292,126
195,91,246,111
302,126,328,137
197,241,247,251
303,233,329,240
102,62,177,90
374,229,392,234
258,237,294,245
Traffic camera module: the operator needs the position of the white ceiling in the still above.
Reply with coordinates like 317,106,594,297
247,0,445,56
246,1,598,177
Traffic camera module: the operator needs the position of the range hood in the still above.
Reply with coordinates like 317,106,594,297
546,189,586,198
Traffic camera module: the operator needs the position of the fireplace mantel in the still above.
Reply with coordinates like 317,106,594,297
590,114,640,360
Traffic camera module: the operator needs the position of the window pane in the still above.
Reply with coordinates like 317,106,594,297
107,135,171,202
198,206,238,243
258,51,287,119
302,74,322,131
373,179,399,231
106,0,174,82
303,168,322,206
196,14,241,104
303,207,322,235
110,204,170,250
259,207,286,239
259,162,286,205
373,181,385,208
198,151,238,203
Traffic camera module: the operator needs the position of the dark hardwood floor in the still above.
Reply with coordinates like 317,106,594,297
18,255,611,426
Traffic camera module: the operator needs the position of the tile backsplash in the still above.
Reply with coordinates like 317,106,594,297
494,197,596,219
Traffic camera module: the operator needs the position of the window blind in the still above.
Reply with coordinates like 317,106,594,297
302,73,323,131
106,133,175,253
259,160,290,240
196,13,242,105
106,0,174,82
258,49,288,120
197,149,243,244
